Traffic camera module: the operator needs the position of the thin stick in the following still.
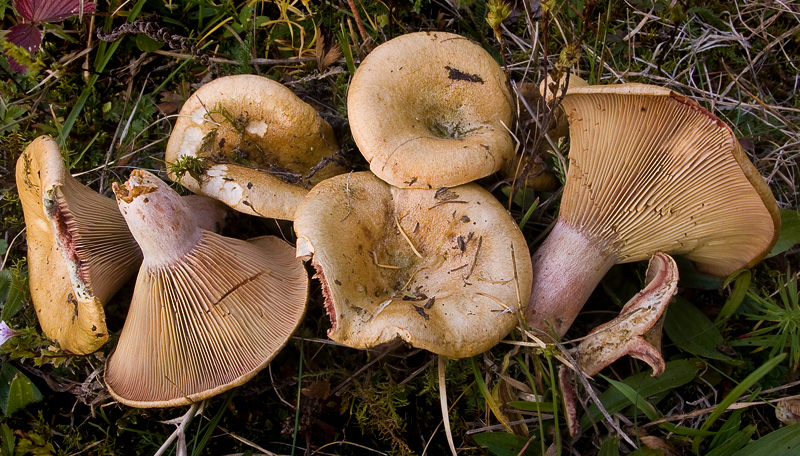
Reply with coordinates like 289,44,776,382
439,355,458,456
347,0,373,52
394,214,423,258
372,251,400,269
153,401,202,456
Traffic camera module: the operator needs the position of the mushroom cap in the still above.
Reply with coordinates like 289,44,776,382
164,74,347,220
347,31,515,189
15,135,142,354
557,82,780,276
294,171,532,358
105,170,309,408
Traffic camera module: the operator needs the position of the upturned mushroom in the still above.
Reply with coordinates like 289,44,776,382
15,135,142,354
525,77,781,336
294,171,532,358
105,169,308,407
165,74,347,221
347,31,515,189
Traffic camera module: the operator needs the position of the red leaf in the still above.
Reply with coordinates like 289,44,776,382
13,0,96,23
6,23,42,54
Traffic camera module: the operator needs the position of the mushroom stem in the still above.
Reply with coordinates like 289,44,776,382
525,220,617,337
113,173,202,266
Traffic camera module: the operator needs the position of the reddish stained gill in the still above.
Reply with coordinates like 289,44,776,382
312,261,337,331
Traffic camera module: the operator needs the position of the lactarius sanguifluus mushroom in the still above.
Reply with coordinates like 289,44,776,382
15,135,142,354
105,170,308,408
294,172,532,358
165,74,346,220
526,79,781,336
347,31,514,189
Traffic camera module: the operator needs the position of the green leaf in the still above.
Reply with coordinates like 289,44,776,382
767,210,800,257
0,269,25,321
507,400,555,413
602,376,661,421
731,423,800,456
598,436,620,456
337,30,356,75
581,360,700,431
706,425,755,456
0,423,14,456
693,353,786,453
135,34,164,52
472,432,541,456
0,364,42,416
716,271,751,322
709,407,746,449
664,297,732,361
6,375,43,417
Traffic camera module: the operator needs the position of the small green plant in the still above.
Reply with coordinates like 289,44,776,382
741,273,800,371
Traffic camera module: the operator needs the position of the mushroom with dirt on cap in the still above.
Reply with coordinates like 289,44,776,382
525,76,781,337
105,169,309,408
165,74,347,221
293,171,532,358
15,135,142,354
347,31,515,189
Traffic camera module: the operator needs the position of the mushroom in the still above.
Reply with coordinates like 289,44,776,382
165,74,347,221
15,135,142,354
560,252,678,437
572,252,678,377
105,169,308,407
525,78,781,336
347,31,515,189
294,171,532,358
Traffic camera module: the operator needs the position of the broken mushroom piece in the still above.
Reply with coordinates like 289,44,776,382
347,31,515,189
573,252,678,377
294,171,532,358
526,79,781,336
560,252,678,438
105,170,308,408
165,74,347,220
15,135,142,354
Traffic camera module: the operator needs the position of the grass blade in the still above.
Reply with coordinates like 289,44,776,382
692,353,787,453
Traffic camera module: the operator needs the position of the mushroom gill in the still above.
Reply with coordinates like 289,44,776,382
105,169,308,407
15,135,142,354
525,79,781,337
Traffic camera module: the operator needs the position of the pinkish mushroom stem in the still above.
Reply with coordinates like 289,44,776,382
525,220,618,337
115,179,201,265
